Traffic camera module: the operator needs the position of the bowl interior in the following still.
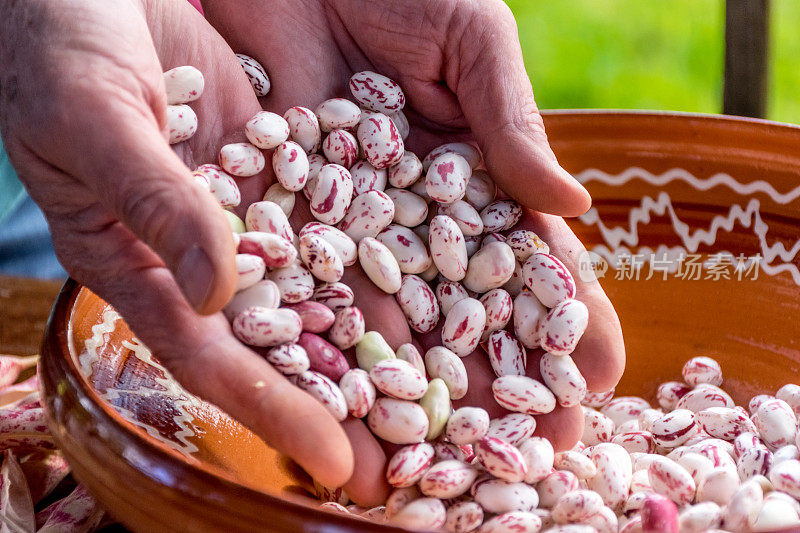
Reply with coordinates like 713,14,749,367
54,111,800,526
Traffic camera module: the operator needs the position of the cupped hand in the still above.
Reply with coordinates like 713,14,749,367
0,0,356,489
204,0,624,506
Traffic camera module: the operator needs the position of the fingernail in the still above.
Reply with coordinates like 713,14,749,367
176,244,214,311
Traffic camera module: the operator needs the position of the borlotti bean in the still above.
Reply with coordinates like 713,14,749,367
444,501,484,533
513,291,547,349
296,371,348,421
462,242,516,293
388,151,423,188
315,98,361,132
223,279,281,320
298,233,343,283
236,54,271,96
267,261,315,303
339,368,376,418
540,353,587,407
297,333,349,381
522,252,577,308
426,153,471,204
284,301,335,333
396,344,426,376
370,359,428,400
163,66,204,104
272,141,309,191
377,224,432,274
245,200,293,242
423,142,482,171
367,397,429,444
219,142,265,177
234,254,266,291
328,306,365,350
442,297,486,357
386,188,428,227
351,161,387,195
358,237,402,294
439,200,484,236
419,460,479,498
166,104,197,144
310,164,354,225
540,299,590,356
238,232,297,268
244,111,288,150
339,190,396,243
349,71,406,113
283,106,322,153
445,407,490,445
396,275,439,333
386,443,435,488
312,281,354,312
322,129,359,168
265,343,310,376
492,375,556,415
475,436,528,483
357,113,404,169
486,330,526,377
487,414,537,447
425,347,468,400
435,281,469,317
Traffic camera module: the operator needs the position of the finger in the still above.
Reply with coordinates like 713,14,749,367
515,211,625,393
445,0,591,216
53,215,354,488
341,419,391,507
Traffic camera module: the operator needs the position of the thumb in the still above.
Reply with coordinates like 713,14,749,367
449,1,591,217
61,91,237,314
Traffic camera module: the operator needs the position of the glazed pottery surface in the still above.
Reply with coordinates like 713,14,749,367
41,111,800,532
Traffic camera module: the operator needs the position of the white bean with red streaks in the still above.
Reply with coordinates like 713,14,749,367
484,414,535,448
426,153,471,204
513,291,547,349
272,141,309,192
473,479,539,514
245,200,293,242
754,398,798,450
236,54,270,96
522,253,577,308
369,359,428,400
492,375,556,416
386,188,428,227
656,381,692,411
777,384,800,417
507,230,550,262
697,406,757,440
166,104,197,144
485,330,526,378
479,288,513,337
312,281,354,312
554,451,597,480
539,299,589,356
310,164,354,225
737,447,772,479
339,190,395,242
651,409,698,449
424,346,468,400
390,497,446,531
219,142,265,177
349,71,406,113
540,353,587,408
368,397,429,444
238,231,297,268
265,343,310,375
551,490,604,525
299,222,357,266
267,261,315,303
357,113,404,169
244,111,288,150
283,106,321,153
234,254,266,291
389,110,409,141
582,408,615,446
163,65,204,104
462,169,495,211
446,407,490,445
480,200,522,232
223,280,281,320
462,242,516,294
388,151,422,188
423,143,482,172
396,274,439,334
419,460,479,498
600,397,651,427
586,443,632,511
385,442,435,488
750,394,776,415
611,431,656,454
328,306,365,350
697,466,739,505
231,306,302,348
350,160,387,195
475,437,528,483
298,233,343,283
339,368,376,418
315,98,361,132
439,200,484,237
514,437,553,485
304,154,327,200
503,262,525,297
322,129,359,168
393,344,424,376
721,479,762,531
479,512,542,533
464,235,482,258
677,502,723,533
442,297,486,357
537,470,580,509
295,370,348,422
647,456,696,505
613,419,640,435
676,384,734,412
582,389,615,409
376,224,431,274
444,501,484,533
769,459,800,499
682,356,723,387
436,281,469,317
358,237,402,294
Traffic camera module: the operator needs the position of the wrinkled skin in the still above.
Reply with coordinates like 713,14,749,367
0,0,624,507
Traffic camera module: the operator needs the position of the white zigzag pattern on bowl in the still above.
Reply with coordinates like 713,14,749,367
575,168,800,285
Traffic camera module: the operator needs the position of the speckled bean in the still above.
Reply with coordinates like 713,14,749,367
486,330,526,378
480,200,522,232
245,111,288,150
463,242,516,293
166,105,197,144
513,291,547,349
473,479,539,514
310,164,354,225
386,188,428,227
442,298,486,357
223,279,280,320
419,460,479,498
522,253,576,308
235,254,266,291
299,233,343,283
386,442,435,488
296,370,348,421
377,225,432,274
236,54,270,96
351,161,387,194
464,169,495,211
349,71,406,113
425,347,468,400
315,98,361,132
396,274,439,333
272,141,309,191
322,129,359,168
388,151,423,188
219,142,265,177
540,353,587,407
423,143,482,172
492,375,556,415
339,190,395,242
445,501,484,533
540,299,589,356
312,281,355,312
357,113,404,169
370,359,428,400
284,106,321,153
328,306,365,349
426,153,471,204
358,237,402,293
193,164,241,207
267,261,315,303
446,407,490,445
339,368,376,418
367,397,429,444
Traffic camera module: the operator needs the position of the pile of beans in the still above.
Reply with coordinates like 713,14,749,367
164,62,800,532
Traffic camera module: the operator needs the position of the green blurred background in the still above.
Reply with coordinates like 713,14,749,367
505,0,800,124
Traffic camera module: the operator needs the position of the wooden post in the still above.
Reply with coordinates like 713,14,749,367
723,0,770,118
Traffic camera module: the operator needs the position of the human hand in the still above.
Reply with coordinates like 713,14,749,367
204,0,624,506
0,0,357,489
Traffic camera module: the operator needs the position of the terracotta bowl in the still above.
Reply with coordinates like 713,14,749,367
41,111,800,531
